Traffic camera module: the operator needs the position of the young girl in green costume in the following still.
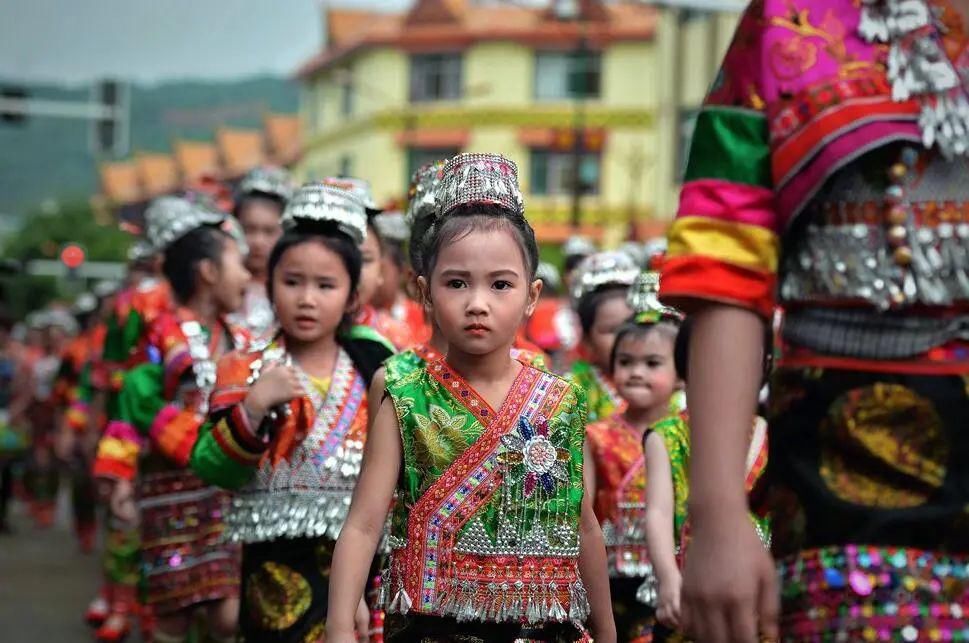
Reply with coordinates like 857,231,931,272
326,153,615,642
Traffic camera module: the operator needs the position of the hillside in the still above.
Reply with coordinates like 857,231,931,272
0,76,298,221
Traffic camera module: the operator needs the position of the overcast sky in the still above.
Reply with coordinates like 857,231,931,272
1,0,408,85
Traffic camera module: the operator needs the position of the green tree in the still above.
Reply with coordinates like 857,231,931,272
1,200,131,318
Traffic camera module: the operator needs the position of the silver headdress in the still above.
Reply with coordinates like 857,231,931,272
144,196,230,253
536,261,562,291
373,211,409,244
437,152,524,218
93,280,120,298
570,250,640,303
282,183,368,245
72,293,98,315
627,271,683,324
127,239,156,263
321,176,381,214
618,241,647,267
236,166,294,203
405,161,445,226
563,235,597,259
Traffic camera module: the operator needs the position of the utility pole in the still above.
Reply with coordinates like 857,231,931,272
570,34,590,230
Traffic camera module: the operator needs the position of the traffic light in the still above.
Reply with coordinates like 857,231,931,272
0,86,27,124
90,80,129,158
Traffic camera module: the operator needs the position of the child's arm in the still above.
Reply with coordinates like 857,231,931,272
644,431,681,630
578,441,616,643
326,396,401,642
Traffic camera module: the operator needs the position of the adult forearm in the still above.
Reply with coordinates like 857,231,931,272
687,305,764,515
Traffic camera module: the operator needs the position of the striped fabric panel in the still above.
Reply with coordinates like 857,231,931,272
149,404,201,468
662,104,778,318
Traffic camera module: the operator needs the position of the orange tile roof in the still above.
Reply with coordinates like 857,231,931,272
264,114,302,164
297,0,657,78
135,153,179,198
173,140,219,183
216,127,266,178
99,161,142,204
328,9,385,47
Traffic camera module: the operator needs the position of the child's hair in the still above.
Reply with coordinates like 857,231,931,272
366,217,384,251
408,212,436,275
564,253,590,275
609,318,680,374
673,315,774,386
162,225,233,304
266,223,363,335
576,286,628,335
233,193,286,219
423,203,539,280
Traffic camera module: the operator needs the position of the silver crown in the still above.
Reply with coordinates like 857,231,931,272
536,261,561,291
321,176,380,213
282,183,368,245
145,196,229,252
373,211,409,243
127,239,155,263
236,166,294,203
627,271,682,321
437,153,524,218
405,160,446,226
570,250,640,303
563,235,597,258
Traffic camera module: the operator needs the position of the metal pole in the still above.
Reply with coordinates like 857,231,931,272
570,35,589,230
0,97,119,120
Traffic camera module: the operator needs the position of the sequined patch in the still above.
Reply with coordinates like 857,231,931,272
819,383,948,508
302,621,325,643
245,562,312,631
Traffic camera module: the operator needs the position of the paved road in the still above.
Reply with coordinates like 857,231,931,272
0,489,106,643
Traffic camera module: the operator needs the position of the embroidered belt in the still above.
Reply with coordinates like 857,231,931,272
382,548,590,624
782,308,969,360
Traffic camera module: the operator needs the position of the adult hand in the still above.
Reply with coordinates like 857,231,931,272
680,510,778,643
656,570,682,630
354,596,370,641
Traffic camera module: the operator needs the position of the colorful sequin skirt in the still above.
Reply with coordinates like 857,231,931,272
239,535,334,643
384,614,590,642
138,469,239,615
768,367,969,640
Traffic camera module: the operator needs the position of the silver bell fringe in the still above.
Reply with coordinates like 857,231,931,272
860,0,969,158
222,490,352,544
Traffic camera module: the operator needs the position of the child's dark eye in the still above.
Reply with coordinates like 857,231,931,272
284,278,299,287
493,280,513,291
446,279,466,289
316,281,334,290
647,359,663,368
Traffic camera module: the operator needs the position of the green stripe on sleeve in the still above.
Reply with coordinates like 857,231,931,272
684,107,771,188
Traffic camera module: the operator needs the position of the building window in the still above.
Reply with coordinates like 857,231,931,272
407,147,460,184
534,51,601,100
530,149,600,196
339,154,354,178
341,78,355,117
410,54,462,102
676,107,700,183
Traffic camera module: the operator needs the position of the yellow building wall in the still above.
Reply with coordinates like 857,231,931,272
464,42,532,107
297,15,741,230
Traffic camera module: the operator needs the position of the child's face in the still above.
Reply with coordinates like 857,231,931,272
238,200,283,278
585,293,633,370
613,328,679,416
211,238,251,315
374,252,401,309
423,226,540,358
271,240,353,345
357,226,383,307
